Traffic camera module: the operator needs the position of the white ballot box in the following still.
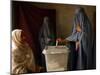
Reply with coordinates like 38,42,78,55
42,46,70,72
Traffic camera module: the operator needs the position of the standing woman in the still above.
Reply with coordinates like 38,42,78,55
11,29,36,74
66,7,94,70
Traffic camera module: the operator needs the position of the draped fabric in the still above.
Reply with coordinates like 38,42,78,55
12,29,36,74
39,16,51,50
66,7,94,70
12,1,56,69
38,16,51,70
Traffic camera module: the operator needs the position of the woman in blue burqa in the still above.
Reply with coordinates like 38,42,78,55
38,16,51,71
66,7,93,70
65,7,94,70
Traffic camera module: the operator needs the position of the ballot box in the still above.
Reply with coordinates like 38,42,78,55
42,46,70,72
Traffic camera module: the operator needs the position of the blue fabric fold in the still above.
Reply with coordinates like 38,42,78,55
66,7,93,70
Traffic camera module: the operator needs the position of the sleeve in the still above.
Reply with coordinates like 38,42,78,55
26,44,36,72
66,32,79,42
12,48,28,74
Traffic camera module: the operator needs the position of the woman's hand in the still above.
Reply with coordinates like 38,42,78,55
76,25,82,32
56,38,69,45
56,38,62,42
76,41,80,51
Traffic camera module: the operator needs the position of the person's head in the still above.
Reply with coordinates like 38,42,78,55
44,16,49,23
74,7,87,32
75,7,85,15
12,29,26,45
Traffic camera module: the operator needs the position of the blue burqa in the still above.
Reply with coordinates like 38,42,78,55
38,16,50,67
39,16,50,50
66,7,93,70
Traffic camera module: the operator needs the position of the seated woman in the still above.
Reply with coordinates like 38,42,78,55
12,29,43,74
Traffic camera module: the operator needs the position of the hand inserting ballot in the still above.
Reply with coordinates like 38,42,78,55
56,38,69,46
